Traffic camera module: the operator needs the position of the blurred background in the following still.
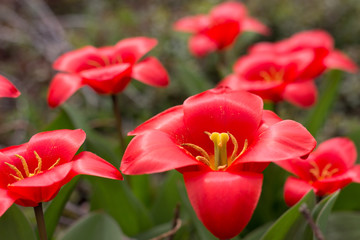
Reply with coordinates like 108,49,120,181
0,0,359,239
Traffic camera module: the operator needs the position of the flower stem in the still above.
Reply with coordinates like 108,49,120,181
34,203,48,240
299,203,325,240
111,94,126,153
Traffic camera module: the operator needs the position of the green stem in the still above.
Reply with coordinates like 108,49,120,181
34,203,48,240
111,94,126,153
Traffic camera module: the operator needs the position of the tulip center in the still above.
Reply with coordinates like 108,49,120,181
87,55,123,68
182,132,248,171
5,151,60,182
259,67,284,82
309,161,339,181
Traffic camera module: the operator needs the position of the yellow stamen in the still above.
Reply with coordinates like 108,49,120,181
101,55,110,66
181,143,210,162
309,162,339,180
87,60,103,68
15,154,30,177
260,67,284,82
33,151,42,174
195,156,210,167
48,158,61,170
5,162,24,180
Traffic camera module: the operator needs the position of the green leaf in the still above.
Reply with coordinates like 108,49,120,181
312,191,340,239
151,171,182,224
0,205,36,240
326,212,360,240
260,190,316,240
305,70,343,137
89,177,153,236
242,223,273,240
334,183,360,211
129,174,153,208
44,176,80,239
59,212,123,240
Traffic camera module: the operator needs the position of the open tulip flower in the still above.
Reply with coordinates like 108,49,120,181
219,50,320,107
249,30,358,76
120,88,316,239
276,137,360,206
0,74,20,98
173,1,269,57
0,129,123,216
48,37,169,108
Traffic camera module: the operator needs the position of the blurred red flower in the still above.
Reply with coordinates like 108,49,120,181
0,75,20,98
219,50,318,107
276,137,360,206
219,30,358,108
48,37,169,108
250,30,358,76
120,88,315,239
0,129,123,216
173,1,269,57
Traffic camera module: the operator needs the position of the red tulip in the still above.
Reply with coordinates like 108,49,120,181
250,30,358,76
276,137,360,206
120,88,316,239
173,1,269,57
0,75,20,98
48,37,169,108
219,50,319,107
0,129,123,216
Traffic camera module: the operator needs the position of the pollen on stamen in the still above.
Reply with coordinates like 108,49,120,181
48,158,61,170
5,162,24,180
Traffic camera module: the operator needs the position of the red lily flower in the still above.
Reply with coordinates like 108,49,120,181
48,37,169,108
0,129,123,216
249,30,358,76
173,1,269,57
219,50,319,107
276,137,360,206
0,74,20,98
120,88,316,239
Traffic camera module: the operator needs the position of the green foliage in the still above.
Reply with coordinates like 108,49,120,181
59,212,123,240
0,205,36,240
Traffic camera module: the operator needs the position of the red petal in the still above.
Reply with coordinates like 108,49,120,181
348,165,360,183
284,176,313,206
189,34,217,57
209,1,246,22
47,73,83,108
129,105,185,137
114,37,157,64
201,20,241,50
173,15,210,33
0,75,20,98
312,173,352,196
0,149,28,188
25,129,86,170
239,120,316,164
183,170,263,239
312,137,357,171
120,130,199,175
242,17,270,35
53,46,104,73
183,88,263,154
70,152,123,180
80,63,132,94
282,80,317,108
325,50,358,73
132,57,169,87
0,188,17,216
275,157,314,181
7,163,73,204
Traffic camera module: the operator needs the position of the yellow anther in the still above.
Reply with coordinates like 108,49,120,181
33,151,42,174
87,60,103,68
309,162,339,180
101,55,110,66
196,156,210,167
181,143,210,161
15,154,30,177
5,162,24,180
260,67,284,82
48,158,61,170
